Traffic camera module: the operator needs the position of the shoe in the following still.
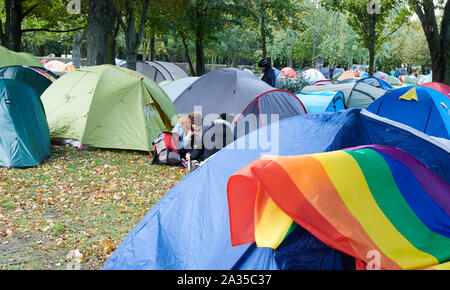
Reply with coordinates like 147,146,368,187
181,159,188,168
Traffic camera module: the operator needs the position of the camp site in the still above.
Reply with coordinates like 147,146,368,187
0,0,449,275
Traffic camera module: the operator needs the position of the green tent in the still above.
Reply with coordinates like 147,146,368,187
0,79,50,167
41,65,178,151
0,66,55,98
0,45,43,68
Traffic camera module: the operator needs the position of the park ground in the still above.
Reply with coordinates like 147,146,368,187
0,145,187,270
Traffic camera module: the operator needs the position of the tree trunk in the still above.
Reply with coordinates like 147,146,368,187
150,30,155,61
415,0,449,85
368,13,376,76
288,31,294,68
72,29,83,69
195,8,205,76
261,13,267,59
87,0,115,66
4,0,23,51
181,33,195,76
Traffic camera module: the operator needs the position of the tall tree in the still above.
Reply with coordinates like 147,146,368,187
86,0,115,65
409,0,449,84
116,0,150,70
322,0,410,75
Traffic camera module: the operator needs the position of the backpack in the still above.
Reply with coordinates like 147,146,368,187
152,132,181,166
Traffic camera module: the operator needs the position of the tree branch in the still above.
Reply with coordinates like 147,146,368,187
21,3,38,19
22,26,86,33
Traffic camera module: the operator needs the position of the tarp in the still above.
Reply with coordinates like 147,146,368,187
296,91,345,113
228,145,450,270
300,82,387,109
0,45,43,68
421,82,450,99
41,65,177,151
121,61,188,83
300,69,326,85
174,68,306,123
103,109,449,270
159,77,199,102
367,86,450,139
0,79,50,167
0,66,54,97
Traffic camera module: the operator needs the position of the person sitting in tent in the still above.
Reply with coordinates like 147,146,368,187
172,112,202,165
186,113,235,170
258,58,276,87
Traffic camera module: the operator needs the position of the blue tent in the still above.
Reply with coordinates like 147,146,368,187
273,68,280,79
367,86,450,139
0,79,50,167
358,76,393,90
104,109,449,270
296,91,345,113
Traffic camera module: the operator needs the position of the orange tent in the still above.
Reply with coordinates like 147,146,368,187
279,67,299,79
338,70,356,82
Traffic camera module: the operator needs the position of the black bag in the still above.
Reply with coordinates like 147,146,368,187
152,132,180,166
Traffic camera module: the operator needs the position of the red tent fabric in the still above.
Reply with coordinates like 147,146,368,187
279,67,299,79
421,82,450,99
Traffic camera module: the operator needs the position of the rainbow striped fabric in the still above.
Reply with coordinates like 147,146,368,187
227,145,450,270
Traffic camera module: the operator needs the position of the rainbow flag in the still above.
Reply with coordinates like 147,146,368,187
227,145,450,270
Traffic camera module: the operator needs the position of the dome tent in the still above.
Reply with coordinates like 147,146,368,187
0,45,43,68
0,79,50,167
279,67,299,79
300,69,326,85
421,82,450,99
103,109,450,270
0,66,56,98
367,86,450,139
41,65,177,151
121,60,188,83
159,77,199,102
174,68,306,134
357,76,393,90
300,82,387,109
296,91,345,113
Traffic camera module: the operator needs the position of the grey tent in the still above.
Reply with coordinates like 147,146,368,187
121,61,188,83
174,68,306,117
300,82,387,109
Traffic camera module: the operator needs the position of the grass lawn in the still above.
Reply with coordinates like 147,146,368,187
0,144,187,270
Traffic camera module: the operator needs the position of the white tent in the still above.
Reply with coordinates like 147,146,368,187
300,69,326,85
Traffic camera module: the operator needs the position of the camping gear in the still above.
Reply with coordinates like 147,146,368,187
44,60,76,75
152,132,180,166
296,91,345,113
299,69,326,85
103,109,449,270
300,82,387,109
159,77,199,102
228,145,450,270
0,45,43,68
41,65,178,151
279,67,299,79
0,79,50,167
366,86,450,139
121,61,188,83
0,65,56,98
421,82,450,99
174,68,306,129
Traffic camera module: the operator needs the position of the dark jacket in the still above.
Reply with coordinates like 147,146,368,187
190,119,234,162
261,67,276,87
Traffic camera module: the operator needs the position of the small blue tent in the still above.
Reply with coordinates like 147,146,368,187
367,86,450,139
103,109,449,270
273,68,280,79
296,91,345,113
0,79,50,167
358,76,393,90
